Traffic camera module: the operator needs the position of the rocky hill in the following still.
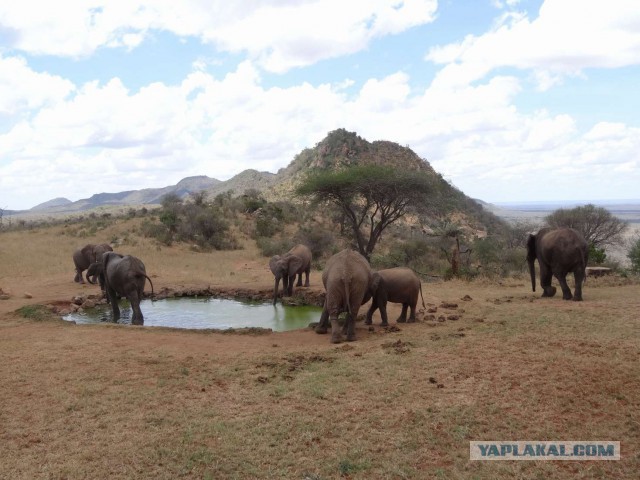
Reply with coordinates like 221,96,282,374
10,129,506,236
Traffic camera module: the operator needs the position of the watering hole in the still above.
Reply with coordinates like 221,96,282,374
63,297,323,331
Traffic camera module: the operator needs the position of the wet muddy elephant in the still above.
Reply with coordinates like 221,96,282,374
72,243,113,284
365,267,425,326
315,249,382,343
88,252,154,325
527,227,588,301
269,244,312,304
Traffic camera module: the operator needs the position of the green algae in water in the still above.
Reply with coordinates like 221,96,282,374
63,297,322,332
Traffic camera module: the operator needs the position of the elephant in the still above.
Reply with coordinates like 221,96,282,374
365,267,426,326
72,243,113,284
269,244,312,304
315,249,382,343
87,252,154,325
527,227,588,301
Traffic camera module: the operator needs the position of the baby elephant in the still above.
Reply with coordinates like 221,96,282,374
269,244,312,304
87,252,154,325
72,243,113,283
365,267,425,326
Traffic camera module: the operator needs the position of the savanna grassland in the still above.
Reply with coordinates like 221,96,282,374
0,216,639,479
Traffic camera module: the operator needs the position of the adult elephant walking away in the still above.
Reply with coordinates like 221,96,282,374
88,252,154,325
527,227,588,301
365,267,425,326
72,243,113,283
269,244,312,304
315,249,381,343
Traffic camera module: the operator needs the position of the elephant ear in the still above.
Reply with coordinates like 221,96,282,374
526,234,536,260
286,255,303,276
365,272,385,304
269,255,282,276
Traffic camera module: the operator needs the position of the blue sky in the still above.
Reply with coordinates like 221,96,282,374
1,0,639,210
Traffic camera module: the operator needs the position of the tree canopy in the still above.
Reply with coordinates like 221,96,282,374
545,204,628,248
296,165,441,260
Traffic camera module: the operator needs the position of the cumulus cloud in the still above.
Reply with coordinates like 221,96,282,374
1,0,639,209
0,0,438,71
0,55,74,114
426,0,640,89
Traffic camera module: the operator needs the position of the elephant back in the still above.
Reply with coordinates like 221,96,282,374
288,244,312,269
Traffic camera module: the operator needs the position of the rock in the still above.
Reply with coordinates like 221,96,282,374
461,295,473,301
23,292,33,299
72,296,84,306
82,299,97,309
447,315,460,321
0,294,10,300
427,307,438,313
59,309,71,315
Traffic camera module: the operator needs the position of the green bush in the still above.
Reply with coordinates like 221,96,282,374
628,236,640,273
588,243,607,264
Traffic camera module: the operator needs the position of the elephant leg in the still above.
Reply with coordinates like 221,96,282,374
555,273,573,300
345,300,360,342
364,301,377,325
304,268,310,287
377,301,389,327
330,315,343,344
315,303,329,334
407,303,417,323
130,292,144,325
108,288,120,321
397,304,409,323
572,269,584,301
296,273,303,287
540,264,556,297
283,276,290,296
74,269,82,283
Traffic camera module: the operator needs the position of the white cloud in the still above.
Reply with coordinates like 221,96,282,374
426,0,640,88
0,0,438,71
0,55,74,114
1,0,639,209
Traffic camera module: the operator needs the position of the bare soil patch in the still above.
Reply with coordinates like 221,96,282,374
1,221,639,479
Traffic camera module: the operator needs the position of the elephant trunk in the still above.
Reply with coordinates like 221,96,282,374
528,258,536,292
273,276,281,305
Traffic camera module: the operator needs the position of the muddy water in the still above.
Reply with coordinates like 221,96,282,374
63,297,323,331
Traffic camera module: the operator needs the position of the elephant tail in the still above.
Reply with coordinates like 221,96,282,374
419,281,426,309
143,274,154,296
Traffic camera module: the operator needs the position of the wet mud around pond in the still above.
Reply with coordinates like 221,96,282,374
63,297,323,332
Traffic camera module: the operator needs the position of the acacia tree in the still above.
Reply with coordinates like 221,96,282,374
296,165,440,260
545,204,628,248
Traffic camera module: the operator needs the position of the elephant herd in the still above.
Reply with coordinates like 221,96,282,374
72,243,153,325
270,244,426,344
272,226,589,344
70,227,587,337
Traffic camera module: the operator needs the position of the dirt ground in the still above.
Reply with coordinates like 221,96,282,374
1,231,639,479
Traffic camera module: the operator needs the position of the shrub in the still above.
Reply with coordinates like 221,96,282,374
628,236,640,274
588,243,607,265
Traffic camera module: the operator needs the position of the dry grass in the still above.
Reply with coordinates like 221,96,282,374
0,219,639,479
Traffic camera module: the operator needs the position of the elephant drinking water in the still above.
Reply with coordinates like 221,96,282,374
315,249,382,343
87,252,154,325
269,244,312,304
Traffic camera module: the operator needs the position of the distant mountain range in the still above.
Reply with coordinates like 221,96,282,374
15,171,277,216
14,128,637,228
